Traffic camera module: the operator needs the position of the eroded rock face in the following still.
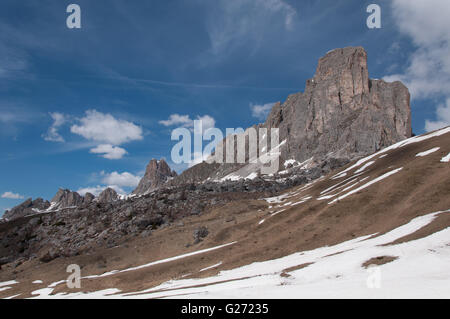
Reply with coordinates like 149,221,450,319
83,192,95,205
2,198,50,221
0,176,301,265
3,190,96,221
132,159,177,195
171,46,412,183
98,188,119,203
51,189,84,209
0,46,416,269
266,46,411,166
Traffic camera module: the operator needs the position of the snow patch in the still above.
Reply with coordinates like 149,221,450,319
416,147,440,157
18,210,450,299
200,262,223,272
332,127,450,180
329,168,402,204
354,161,375,174
264,193,291,204
245,172,258,180
440,153,450,163
0,280,18,288
83,242,237,279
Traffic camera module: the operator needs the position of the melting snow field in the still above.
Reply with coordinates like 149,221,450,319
328,168,403,205
332,126,450,180
4,127,450,299
22,210,450,299
83,242,237,280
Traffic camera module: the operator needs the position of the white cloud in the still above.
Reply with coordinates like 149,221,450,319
100,171,141,188
71,110,143,145
90,144,128,160
196,115,216,132
250,102,275,120
40,109,143,159
77,185,126,197
43,112,67,142
425,98,450,132
386,0,450,99
1,191,24,199
69,110,143,160
77,171,141,198
76,186,104,197
159,114,192,127
159,114,216,132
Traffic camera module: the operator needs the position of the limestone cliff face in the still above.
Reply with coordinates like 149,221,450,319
2,198,50,221
132,159,177,195
98,188,119,203
3,189,94,221
51,189,84,208
172,46,411,183
264,46,411,166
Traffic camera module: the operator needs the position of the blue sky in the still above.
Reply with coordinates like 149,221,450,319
1,0,450,214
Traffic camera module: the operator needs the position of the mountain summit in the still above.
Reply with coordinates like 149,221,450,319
132,159,177,195
267,46,412,163
173,46,412,183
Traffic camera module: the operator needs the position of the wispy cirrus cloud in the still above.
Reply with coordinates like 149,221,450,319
205,0,297,57
0,104,44,138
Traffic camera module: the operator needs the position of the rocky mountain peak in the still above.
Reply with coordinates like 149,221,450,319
172,46,412,184
2,198,50,221
132,159,177,195
98,187,119,203
268,46,411,162
309,46,370,104
51,188,84,209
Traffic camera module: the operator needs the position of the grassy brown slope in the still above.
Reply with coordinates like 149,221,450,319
1,130,449,298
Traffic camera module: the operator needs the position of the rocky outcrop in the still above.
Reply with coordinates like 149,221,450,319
0,46,415,268
0,176,297,265
51,189,84,209
3,190,97,222
98,188,119,203
172,46,411,183
84,192,95,205
265,46,411,165
132,159,177,195
2,198,50,221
